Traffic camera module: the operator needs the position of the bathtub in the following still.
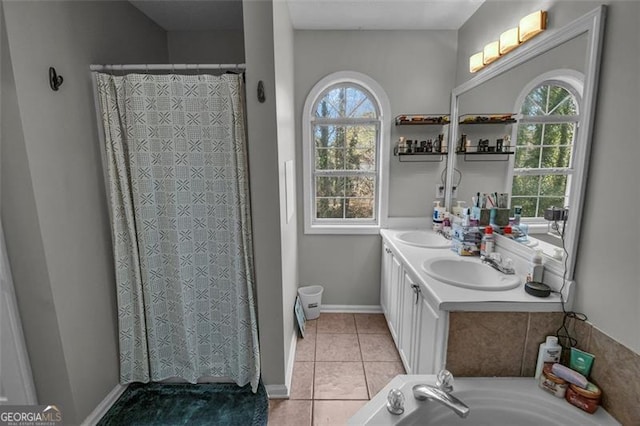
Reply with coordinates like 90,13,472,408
348,375,620,425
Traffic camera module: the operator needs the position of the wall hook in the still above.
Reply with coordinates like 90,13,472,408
257,80,266,103
49,67,63,91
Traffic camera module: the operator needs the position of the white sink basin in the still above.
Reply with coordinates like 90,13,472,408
394,231,450,249
422,257,520,291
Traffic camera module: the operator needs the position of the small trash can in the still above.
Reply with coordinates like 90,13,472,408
298,285,324,320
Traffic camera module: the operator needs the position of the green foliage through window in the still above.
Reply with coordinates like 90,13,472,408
312,84,379,221
512,82,578,219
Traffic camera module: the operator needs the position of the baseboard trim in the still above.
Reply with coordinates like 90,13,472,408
81,383,127,426
285,331,296,390
321,304,383,314
265,384,289,399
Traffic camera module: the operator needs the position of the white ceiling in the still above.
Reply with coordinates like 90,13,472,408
129,0,484,32
129,1,244,31
288,0,485,30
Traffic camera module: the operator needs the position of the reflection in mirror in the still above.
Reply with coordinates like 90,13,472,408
446,7,606,280
454,34,587,253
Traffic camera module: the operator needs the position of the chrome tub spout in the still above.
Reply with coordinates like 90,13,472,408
412,384,470,418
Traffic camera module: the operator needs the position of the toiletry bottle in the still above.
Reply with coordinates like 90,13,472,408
503,226,514,239
432,201,445,231
513,205,522,225
461,207,471,227
397,137,406,154
526,250,544,283
480,226,494,258
442,213,451,235
534,336,562,379
452,201,466,218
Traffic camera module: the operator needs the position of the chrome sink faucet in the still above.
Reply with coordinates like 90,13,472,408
412,370,470,418
482,252,515,275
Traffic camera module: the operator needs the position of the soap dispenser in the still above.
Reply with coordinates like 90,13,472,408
452,201,466,218
432,201,445,231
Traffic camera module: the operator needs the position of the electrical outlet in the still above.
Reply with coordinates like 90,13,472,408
452,186,458,198
435,184,445,198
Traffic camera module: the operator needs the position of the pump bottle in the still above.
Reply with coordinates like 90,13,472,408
432,201,445,231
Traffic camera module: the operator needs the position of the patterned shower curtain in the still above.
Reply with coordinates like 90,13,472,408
95,72,260,391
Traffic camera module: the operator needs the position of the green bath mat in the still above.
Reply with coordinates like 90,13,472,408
98,382,268,426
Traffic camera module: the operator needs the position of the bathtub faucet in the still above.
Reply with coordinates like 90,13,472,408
412,370,470,418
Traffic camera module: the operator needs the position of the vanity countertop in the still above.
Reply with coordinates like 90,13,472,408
380,228,567,312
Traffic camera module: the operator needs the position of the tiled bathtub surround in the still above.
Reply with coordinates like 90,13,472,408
447,312,640,425
268,313,405,426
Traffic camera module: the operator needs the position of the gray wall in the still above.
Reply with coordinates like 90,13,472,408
0,1,167,422
167,30,245,64
272,1,299,382
456,1,640,354
242,0,290,390
294,30,458,305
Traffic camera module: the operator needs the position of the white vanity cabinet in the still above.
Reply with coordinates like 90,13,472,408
381,242,402,344
380,241,446,374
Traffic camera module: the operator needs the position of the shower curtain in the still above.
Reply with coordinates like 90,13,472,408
95,72,260,391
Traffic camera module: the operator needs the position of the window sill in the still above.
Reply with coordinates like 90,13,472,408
304,224,381,235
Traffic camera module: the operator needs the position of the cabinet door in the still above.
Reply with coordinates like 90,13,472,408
398,271,418,374
387,255,402,345
413,290,440,374
380,243,391,316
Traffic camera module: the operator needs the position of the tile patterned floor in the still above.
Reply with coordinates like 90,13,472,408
268,313,405,426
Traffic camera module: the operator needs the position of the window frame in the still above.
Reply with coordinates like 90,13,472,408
508,70,584,232
302,71,390,235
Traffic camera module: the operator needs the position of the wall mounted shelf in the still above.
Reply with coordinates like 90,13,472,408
394,147,447,162
395,114,450,126
458,113,517,125
456,150,515,162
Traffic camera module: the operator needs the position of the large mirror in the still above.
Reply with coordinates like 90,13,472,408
445,6,606,280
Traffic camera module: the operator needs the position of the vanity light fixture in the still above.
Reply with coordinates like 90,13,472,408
483,41,500,65
469,52,484,73
499,27,520,54
469,10,547,73
519,10,547,42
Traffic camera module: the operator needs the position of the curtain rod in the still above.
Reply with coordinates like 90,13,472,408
90,63,246,72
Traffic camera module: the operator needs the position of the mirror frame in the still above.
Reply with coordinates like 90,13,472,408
445,6,607,280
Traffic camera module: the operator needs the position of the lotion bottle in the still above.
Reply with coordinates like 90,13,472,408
534,336,562,379
432,201,445,231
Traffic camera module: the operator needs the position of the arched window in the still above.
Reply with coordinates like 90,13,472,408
302,72,390,234
510,72,583,220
